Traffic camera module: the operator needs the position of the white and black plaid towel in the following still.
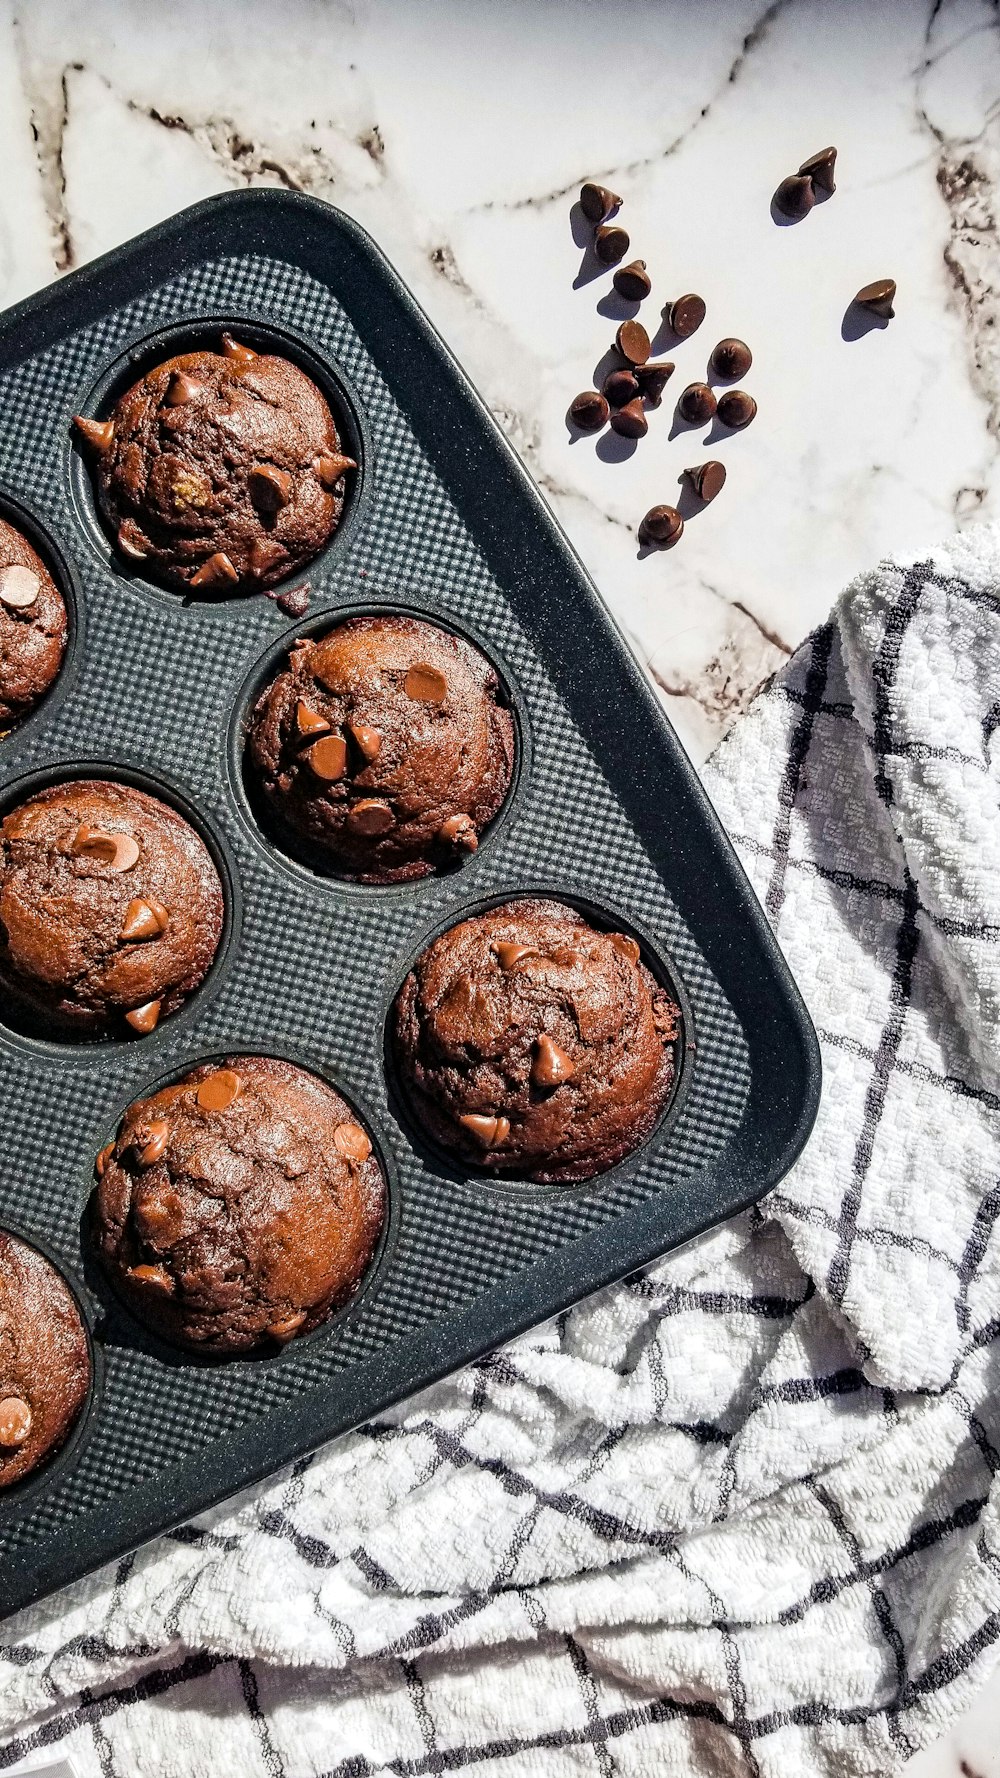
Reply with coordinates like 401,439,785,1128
3,522,1000,1778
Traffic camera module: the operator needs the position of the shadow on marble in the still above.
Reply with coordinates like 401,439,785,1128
841,301,892,343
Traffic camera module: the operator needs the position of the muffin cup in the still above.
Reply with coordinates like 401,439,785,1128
0,489,83,747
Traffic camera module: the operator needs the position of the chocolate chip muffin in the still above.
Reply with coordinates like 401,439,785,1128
73,334,354,592
0,516,67,728
0,1233,90,1489
247,615,515,883
393,899,681,1183
92,1057,386,1356
0,779,224,1037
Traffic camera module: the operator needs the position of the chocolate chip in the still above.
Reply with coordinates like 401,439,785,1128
0,565,40,611
268,1310,307,1342
615,320,651,365
220,333,258,366
610,932,641,963
276,585,310,617
117,523,148,561
613,259,651,302
667,294,706,338
190,551,239,590
138,1119,170,1166
71,825,140,872
125,998,161,1034
296,700,331,737
603,369,640,409
774,173,814,218
347,799,395,835
458,1112,511,1148
634,362,674,405
569,390,609,431
122,897,169,941
197,1068,243,1112
798,145,837,193
594,224,630,266
854,278,896,319
717,389,757,429
250,538,287,581
313,451,357,487
531,1034,575,1087
348,721,382,762
496,942,536,969
73,415,114,453
249,463,293,511
579,181,622,224
609,399,648,439
130,1263,175,1294
165,370,202,406
0,1397,32,1449
404,662,448,702
638,505,684,547
333,1121,373,1163
95,1142,115,1178
685,460,727,502
709,337,753,380
438,813,478,851
677,383,717,425
307,734,348,781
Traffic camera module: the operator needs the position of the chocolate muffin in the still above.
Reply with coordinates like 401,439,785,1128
0,779,224,1037
247,615,515,883
0,516,67,728
0,1233,90,1489
92,1057,386,1355
393,899,681,1183
73,334,354,592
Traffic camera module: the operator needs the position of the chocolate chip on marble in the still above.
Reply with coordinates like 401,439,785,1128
220,333,258,366
138,1119,170,1166
334,1121,373,1163
190,551,239,590
307,734,348,781
313,451,357,488
531,1034,575,1087
634,362,675,406
249,463,293,511
773,173,814,218
348,721,382,762
71,825,140,872
125,999,162,1035
717,389,757,429
296,700,331,738
613,259,652,302
594,224,630,266
569,390,610,431
95,1142,115,1178
197,1069,243,1113
579,181,622,224
404,662,448,703
854,278,896,319
609,399,648,439
677,383,717,425
685,460,727,502
73,415,115,453
603,369,640,409
666,294,706,338
438,813,478,851
709,338,753,380
268,1310,307,1342
638,505,684,547
164,370,203,406
496,942,536,969
122,897,169,942
458,1112,511,1148
130,1263,175,1294
347,798,395,835
0,1397,32,1449
0,565,40,611
615,319,651,365
798,145,837,193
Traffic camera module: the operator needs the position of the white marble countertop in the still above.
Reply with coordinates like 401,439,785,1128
0,0,998,1768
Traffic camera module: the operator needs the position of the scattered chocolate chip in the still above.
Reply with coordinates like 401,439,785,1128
296,701,331,738
594,224,630,266
615,319,651,366
609,398,648,439
613,259,651,302
717,389,757,429
130,1263,175,1294
798,145,837,193
603,368,640,409
197,1069,243,1113
314,451,357,487
677,383,717,425
634,362,675,405
531,1034,575,1087
685,460,727,502
334,1121,373,1163
276,585,310,618
438,813,478,851
854,278,896,319
774,173,814,218
249,463,293,511
348,721,382,762
268,1310,307,1342
610,932,641,963
73,415,114,453
579,181,622,224
122,897,169,942
458,1112,511,1148
71,825,140,872
667,294,706,338
638,505,684,547
138,1119,170,1166
95,1142,115,1178
0,565,40,610
569,390,610,431
307,734,348,781
0,1397,32,1449
125,999,161,1035
190,551,239,590
496,942,536,969
164,370,202,406
220,333,258,366
347,798,395,835
404,662,448,703
709,338,753,380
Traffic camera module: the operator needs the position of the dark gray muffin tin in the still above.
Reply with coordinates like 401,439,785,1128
0,189,819,1620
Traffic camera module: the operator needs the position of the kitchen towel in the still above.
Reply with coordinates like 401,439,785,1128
2,522,1000,1778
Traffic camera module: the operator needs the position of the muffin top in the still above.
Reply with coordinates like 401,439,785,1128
393,898,680,1183
0,778,224,1036
73,334,354,592
248,614,515,882
93,1056,386,1355
0,516,67,728
0,1233,90,1490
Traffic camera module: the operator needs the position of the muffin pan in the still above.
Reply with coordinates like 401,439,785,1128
0,188,819,1619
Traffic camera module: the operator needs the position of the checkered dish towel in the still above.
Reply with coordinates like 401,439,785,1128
3,522,1000,1778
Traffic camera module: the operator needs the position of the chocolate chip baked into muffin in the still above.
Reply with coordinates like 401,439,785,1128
393,898,681,1183
0,1232,90,1489
0,516,67,728
73,334,355,592
93,1057,386,1355
248,614,515,882
0,779,224,1037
